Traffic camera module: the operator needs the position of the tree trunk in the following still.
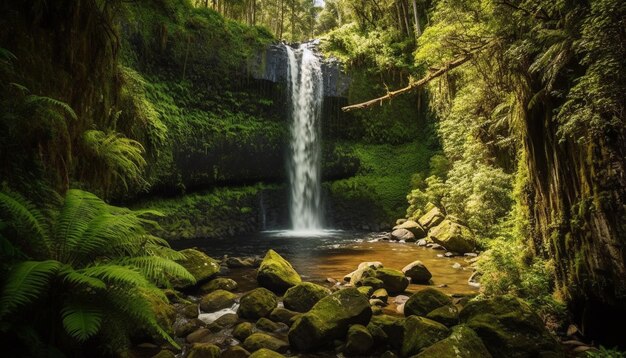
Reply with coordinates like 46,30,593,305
279,0,285,40
400,0,411,38
396,1,405,35
412,0,421,37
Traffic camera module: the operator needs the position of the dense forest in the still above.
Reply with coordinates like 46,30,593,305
0,0,624,357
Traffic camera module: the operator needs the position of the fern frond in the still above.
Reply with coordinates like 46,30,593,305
0,191,51,255
0,260,61,317
81,264,150,288
60,267,106,290
24,95,78,120
118,256,195,286
61,303,103,341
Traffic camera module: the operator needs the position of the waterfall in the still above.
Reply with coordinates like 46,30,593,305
285,44,324,231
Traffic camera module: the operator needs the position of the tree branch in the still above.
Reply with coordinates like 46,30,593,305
342,49,480,112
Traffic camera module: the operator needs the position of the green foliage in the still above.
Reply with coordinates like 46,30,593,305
0,189,194,354
586,346,626,358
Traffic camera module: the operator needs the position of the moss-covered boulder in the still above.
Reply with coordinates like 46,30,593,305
199,289,238,312
399,316,450,357
391,228,416,242
207,313,239,332
188,343,221,358
238,288,278,320
426,304,459,327
283,282,331,312
288,288,372,351
428,220,477,253
221,346,251,358
344,324,374,356
418,207,445,229
404,288,452,317
243,333,289,353
248,348,285,358
366,314,403,348
358,277,385,290
357,286,374,297
233,322,255,341
415,325,491,357
256,317,287,333
459,296,561,357
371,288,389,303
200,278,238,293
175,248,220,288
256,249,301,293
393,220,426,238
375,268,409,294
269,307,300,325
401,260,432,284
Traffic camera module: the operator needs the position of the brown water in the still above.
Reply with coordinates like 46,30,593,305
173,231,478,297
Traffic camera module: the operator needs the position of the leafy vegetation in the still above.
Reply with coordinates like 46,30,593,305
0,189,194,355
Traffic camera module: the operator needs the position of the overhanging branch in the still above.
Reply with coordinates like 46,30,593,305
341,43,493,112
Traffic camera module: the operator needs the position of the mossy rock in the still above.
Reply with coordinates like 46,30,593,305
175,248,220,288
248,348,285,358
257,249,301,293
358,277,385,290
288,288,372,351
375,268,409,294
459,296,561,357
428,219,477,254
393,220,427,238
415,324,491,357
344,324,374,356
238,288,278,320
188,343,221,358
151,350,176,358
401,260,432,284
200,278,238,293
243,333,289,353
208,313,239,332
404,288,452,317
400,316,450,357
426,304,459,327
200,289,238,312
418,207,445,229
233,322,255,341
371,288,389,303
174,318,204,337
366,315,403,348
357,286,374,297
221,345,251,358
283,282,331,312
390,228,416,242
269,307,300,325
256,317,287,333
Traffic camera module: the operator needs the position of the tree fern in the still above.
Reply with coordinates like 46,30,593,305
0,260,61,317
24,95,78,121
0,191,51,255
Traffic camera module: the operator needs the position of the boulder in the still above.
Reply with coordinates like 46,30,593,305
243,333,289,353
200,290,238,313
393,220,427,239
366,315,403,348
344,324,374,356
357,286,374,297
175,249,220,288
283,282,331,312
256,318,287,333
200,278,238,293
226,257,256,268
375,268,409,294
415,325,491,357
428,220,477,253
187,328,212,344
256,250,301,293
358,261,384,270
188,343,221,358
174,318,204,337
418,207,445,229
208,313,239,332
390,228,416,242
269,307,300,325
371,288,389,303
400,316,450,357
248,348,285,358
238,288,278,320
426,304,459,327
404,288,452,317
152,350,176,358
459,296,561,357
358,277,385,290
233,322,255,341
401,261,432,284
221,346,251,358
288,288,372,351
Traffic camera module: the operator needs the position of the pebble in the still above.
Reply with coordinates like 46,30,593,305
452,263,462,269
394,295,410,304
464,252,478,257
326,277,337,284
437,284,448,288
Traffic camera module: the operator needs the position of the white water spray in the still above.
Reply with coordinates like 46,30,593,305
285,44,324,231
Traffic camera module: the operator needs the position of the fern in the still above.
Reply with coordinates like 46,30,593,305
0,191,51,255
24,95,78,121
61,303,103,341
0,260,61,317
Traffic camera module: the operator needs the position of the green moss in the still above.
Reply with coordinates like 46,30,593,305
174,248,220,287
257,250,302,294
283,282,331,313
237,288,278,320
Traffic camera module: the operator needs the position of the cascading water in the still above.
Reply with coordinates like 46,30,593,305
285,43,324,232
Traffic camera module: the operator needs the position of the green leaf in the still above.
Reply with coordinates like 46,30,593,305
0,260,61,317
61,303,102,341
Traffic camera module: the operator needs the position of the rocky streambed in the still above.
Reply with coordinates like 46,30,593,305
131,232,578,358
